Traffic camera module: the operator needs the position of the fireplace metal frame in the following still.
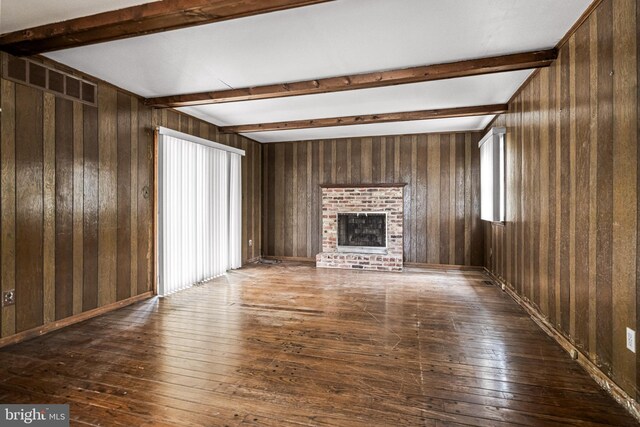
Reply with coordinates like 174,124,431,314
336,211,388,254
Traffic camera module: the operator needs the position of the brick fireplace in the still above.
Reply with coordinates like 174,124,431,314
316,184,405,272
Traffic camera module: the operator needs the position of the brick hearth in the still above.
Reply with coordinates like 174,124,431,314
316,185,404,272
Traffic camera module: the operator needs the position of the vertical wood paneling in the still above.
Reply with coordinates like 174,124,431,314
297,144,307,257
575,20,591,350
167,110,179,132
548,60,558,326
287,144,295,256
560,45,571,334
470,132,483,266
137,103,153,294
98,85,117,306
427,134,441,264
449,136,456,264
512,92,521,290
116,92,131,301
554,53,563,328
522,84,531,300
275,145,285,256
257,142,263,258
415,136,427,263
130,98,138,298
42,94,55,324
1,78,16,338
336,140,347,184
569,36,578,340
311,142,320,254
531,75,540,308
464,134,472,265
331,140,337,182
262,145,269,257
611,0,637,394
351,139,361,183
348,139,352,183
54,97,74,321
502,112,513,284
267,145,276,255
636,0,640,399
384,137,394,183
455,134,465,266
15,84,43,332
371,137,381,183
242,139,248,262
539,67,550,318
83,105,99,311
361,137,372,183
400,136,412,260
485,0,640,400
588,11,599,359
263,131,483,265
439,135,450,264
306,142,313,258
72,103,84,316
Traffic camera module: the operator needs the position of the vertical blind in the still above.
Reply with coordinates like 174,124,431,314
158,128,244,296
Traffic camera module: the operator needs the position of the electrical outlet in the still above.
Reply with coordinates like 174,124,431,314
249,239,253,247
2,290,15,307
627,327,636,353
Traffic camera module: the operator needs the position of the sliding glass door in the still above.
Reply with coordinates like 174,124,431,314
157,128,243,296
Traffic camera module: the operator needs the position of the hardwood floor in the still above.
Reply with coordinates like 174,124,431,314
0,263,636,426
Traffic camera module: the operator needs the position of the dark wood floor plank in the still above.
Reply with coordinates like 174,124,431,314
0,263,636,426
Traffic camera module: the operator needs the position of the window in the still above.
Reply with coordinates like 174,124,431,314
479,127,506,222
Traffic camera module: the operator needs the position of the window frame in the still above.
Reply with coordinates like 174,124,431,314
478,127,506,224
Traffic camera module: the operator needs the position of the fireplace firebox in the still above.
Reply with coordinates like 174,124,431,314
337,213,386,254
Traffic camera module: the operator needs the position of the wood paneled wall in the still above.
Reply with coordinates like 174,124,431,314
262,133,484,265
0,73,154,337
0,56,262,342
484,0,639,398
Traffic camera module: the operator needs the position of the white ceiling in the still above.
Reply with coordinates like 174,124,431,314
1,0,592,143
178,70,533,126
240,115,497,143
0,0,157,33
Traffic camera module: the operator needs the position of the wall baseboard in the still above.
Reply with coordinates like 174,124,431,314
260,257,486,272
0,292,154,349
261,255,316,263
483,269,640,423
403,262,485,272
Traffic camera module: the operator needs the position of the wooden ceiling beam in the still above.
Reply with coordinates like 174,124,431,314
219,104,509,133
0,0,333,56
146,49,556,107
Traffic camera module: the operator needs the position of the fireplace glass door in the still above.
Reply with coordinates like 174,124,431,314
337,213,387,254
